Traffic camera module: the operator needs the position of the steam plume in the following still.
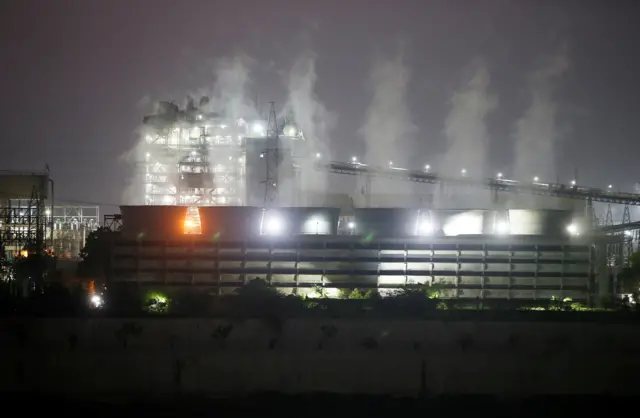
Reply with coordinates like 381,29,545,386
438,61,496,208
359,51,417,206
513,46,569,184
442,61,496,178
284,51,336,205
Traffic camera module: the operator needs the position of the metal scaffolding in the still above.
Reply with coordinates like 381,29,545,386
0,185,47,258
141,100,249,207
50,205,100,259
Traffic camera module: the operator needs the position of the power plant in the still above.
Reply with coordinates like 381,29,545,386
2,96,639,305
80,97,635,304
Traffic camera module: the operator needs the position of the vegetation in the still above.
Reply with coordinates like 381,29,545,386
77,227,114,278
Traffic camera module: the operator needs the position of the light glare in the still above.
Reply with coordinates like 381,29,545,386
495,221,509,235
266,216,284,235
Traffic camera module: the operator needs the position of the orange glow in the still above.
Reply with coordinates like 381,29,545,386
183,206,202,234
88,280,96,297
19,250,28,258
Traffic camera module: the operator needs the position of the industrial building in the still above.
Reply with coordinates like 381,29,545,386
106,205,615,303
0,171,99,262
104,96,640,303
138,98,304,208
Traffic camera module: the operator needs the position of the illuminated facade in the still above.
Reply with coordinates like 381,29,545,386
106,206,615,302
141,101,251,206
0,173,49,261
139,98,305,209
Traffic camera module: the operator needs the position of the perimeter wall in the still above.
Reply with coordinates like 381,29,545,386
2,318,639,396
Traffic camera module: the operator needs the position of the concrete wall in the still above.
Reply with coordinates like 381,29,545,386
2,318,639,397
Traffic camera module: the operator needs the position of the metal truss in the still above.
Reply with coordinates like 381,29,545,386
319,160,640,206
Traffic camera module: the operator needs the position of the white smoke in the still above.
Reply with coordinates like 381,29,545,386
512,46,570,209
199,55,256,120
438,61,497,208
283,51,336,205
359,51,417,206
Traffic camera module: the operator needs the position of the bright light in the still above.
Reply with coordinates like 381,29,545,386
624,230,633,237
197,114,203,120
443,212,483,236
461,168,467,176
145,152,150,159
184,220,195,228
495,221,509,235
45,209,51,216
145,135,153,143
265,216,284,235
533,176,539,182
570,180,576,186
220,124,227,129
351,156,358,163
316,153,321,159
347,222,355,229
425,164,430,171
608,184,613,189
419,221,434,235
497,172,503,179
90,295,103,308
389,161,393,166
566,223,579,235
252,123,265,136
260,153,264,158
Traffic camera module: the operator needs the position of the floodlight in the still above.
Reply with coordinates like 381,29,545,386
419,220,434,235
495,221,509,235
566,223,579,235
265,216,284,235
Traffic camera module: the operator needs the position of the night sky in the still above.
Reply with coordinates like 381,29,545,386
1,0,639,215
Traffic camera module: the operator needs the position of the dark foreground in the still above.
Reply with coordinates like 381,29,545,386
1,393,636,417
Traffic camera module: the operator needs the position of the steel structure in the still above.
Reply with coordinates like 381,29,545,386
318,160,640,206
141,98,250,207
104,214,123,231
50,205,100,259
262,102,280,207
139,98,306,211
0,173,50,260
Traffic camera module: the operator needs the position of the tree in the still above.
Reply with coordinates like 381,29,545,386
77,227,114,278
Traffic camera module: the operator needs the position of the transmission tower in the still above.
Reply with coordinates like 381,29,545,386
262,102,279,207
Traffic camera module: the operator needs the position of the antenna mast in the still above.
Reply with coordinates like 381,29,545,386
263,102,279,207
